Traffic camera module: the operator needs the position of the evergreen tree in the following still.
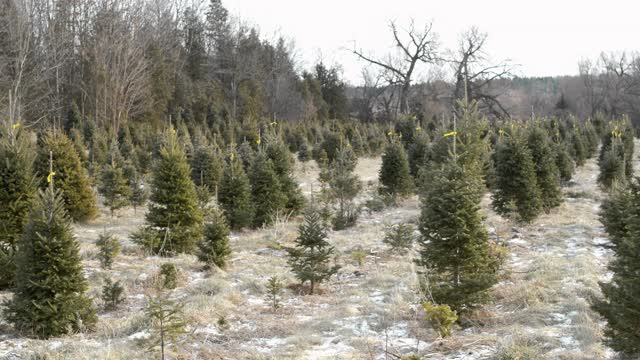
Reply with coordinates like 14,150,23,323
0,129,36,289
265,132,305,214
35,132,98,222
286,207,340,294
554,143,575,183
102,278,125,311
96,232,121,270
198,207,232,268
491,132,543,223
417,158,504,313
4,187,96,338
526,125,562,211
144,297,186,359
129,170,148,213
593,180,640,355
571,128,588,167
249,150,286,228
131,130,203,255
327,146,362,230
598,143,626,190
190,143,223,195
408,132,430,178
99,159,132,216
218,154,254,230
379,139,413,198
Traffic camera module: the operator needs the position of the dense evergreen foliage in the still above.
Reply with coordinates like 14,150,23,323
379,138,414,198
287,207,340,294
35,132,98,222
131,131,203,255
0,129,36,289
218,153,255,230
4,188,96,338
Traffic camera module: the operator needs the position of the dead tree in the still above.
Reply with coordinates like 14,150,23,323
450,27,514,118
352,20,438,115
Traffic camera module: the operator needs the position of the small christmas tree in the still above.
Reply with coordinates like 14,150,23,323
190,143,223,195
265,132,305,214
287,206,340,294
554,143,575,183
0,128,36,289
326,146,362,230
218,153,255,230
383,223,415,253
35,131,98,222
417,157,504,313
265,275,284,312
491,131,543,223
96,231,121,270
131,130,203,255
99,159,132,217
379,139,413,199
198,207,232,268
408,132,430,178
144,297,187,360
4,187,97,338
249,150,286,228
102,278,125,311
526,125,562,212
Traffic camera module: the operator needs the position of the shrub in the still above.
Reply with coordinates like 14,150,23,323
422,302,457,338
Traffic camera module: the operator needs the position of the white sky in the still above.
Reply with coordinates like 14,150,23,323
226,0,639,85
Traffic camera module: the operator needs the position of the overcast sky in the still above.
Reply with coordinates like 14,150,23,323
226,0,638,85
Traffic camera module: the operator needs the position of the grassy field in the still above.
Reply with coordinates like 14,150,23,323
0,151,623,359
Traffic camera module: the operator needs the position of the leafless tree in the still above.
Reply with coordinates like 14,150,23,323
352,20,439,115
450,27,514,118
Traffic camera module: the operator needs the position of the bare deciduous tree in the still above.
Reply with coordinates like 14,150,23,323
352,20,439,115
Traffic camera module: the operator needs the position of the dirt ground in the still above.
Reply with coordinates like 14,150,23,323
0,148,626,359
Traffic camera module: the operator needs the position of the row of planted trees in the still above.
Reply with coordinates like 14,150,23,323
0,106,607,348
592,118,640,357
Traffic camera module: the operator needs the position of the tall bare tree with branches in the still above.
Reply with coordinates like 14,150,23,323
352,20,439,115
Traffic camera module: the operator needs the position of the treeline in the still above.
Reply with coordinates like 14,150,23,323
1,0,350,136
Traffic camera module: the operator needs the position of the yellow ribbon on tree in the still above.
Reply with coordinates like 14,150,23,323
270,121,277,126
47,172,56,183
498,129,505,135
12,122,21,129
443,131,457,137
230,153,235,160
256,134,261,145
387,131,393,136
416,126,422,131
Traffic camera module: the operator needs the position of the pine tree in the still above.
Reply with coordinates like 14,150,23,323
379,139,413,198
265,132,305,214
249,150,286,228
102,278,125,311
198,207,232,268
96,231,121,270
408,132,430,178
131,130,203,255
265,275,284,312
287,207,340,294
218,153,254,230
491,132,543,223
0,128,36,289
35,131,98,222
593,180,640,355
4,187,97,338
554,143,575,183
190,143,223,195
144,297,187,360
383,224,415,253
598,143,626,190
325,146,362,230
417,158,504,313
129,170,148,213
526,125,562,211
99,159,132,216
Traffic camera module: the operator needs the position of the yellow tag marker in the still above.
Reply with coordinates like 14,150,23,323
256,134,261,145
416,126,421,131
270,121,277,126
47,172,56,183
498,129,505,135
387,131,393,136
230,153,235,160
12,122,21,129
443,131,457,137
